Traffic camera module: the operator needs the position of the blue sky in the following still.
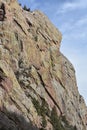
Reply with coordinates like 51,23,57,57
18,0,87,104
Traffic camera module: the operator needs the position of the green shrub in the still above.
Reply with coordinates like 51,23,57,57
32,98,49,128
23,5,30,12
32,98,77,130
61,115,69,127
50,107,64,130
19,3,21,6
42,114,47,128
50,107,77,130
32,98,41,115
34,36,38,42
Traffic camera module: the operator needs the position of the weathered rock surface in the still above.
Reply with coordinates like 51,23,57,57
0,0,87,130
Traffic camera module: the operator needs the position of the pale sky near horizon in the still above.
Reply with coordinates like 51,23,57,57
18,0,87,105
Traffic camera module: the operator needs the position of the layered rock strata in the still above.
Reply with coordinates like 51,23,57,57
0,0,87,130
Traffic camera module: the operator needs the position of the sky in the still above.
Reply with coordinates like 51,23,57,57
18,0,87,104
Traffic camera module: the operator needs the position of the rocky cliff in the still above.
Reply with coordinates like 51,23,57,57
0,0,87,130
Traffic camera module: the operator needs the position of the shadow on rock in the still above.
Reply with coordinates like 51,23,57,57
0,109,39,130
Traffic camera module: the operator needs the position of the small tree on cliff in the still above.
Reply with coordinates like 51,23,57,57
23,5,30,12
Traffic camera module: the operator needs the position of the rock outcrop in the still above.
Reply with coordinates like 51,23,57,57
0,0,87,130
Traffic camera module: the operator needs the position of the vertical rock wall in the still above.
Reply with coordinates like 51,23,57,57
0,0,87,130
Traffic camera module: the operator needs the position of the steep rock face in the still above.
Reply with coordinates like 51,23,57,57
0,0,87,130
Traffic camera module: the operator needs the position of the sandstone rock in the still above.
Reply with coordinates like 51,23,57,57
0,0,87,130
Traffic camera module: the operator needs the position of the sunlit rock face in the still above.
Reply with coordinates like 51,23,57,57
0,0,87,130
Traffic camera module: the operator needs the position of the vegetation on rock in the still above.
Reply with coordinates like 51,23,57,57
32,98,50,129
50,107,77,130
0,0,87,130
23,5,30,12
